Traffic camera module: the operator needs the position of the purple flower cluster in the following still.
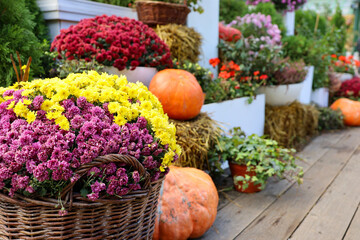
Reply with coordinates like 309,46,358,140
86,164,141,201
229,13,281,48
246,0,307,12
0,92,167,201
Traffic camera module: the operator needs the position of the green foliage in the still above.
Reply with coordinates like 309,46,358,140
40,45,58,78
204,77,260,104
208,127,246,175
0,0,44,86
331,4,346,30
329,5,347,54
317,107,345,131
295,10,328,39
90,0,134,7
203,78,228,104
247,2,286,36
57,59,104,79
282,36,331,89
219,0,247,23
282,35,310,61
219,38,283,79
209,128,304,189
24,0,49,41
292,9,336,89
307,38,331,89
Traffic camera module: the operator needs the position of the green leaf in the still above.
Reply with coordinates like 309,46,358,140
80,188,89,198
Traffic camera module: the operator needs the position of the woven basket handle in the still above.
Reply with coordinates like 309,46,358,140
60,154,150,199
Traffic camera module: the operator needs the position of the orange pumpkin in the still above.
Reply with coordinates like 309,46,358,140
153,166,218,240
149,69,205,120
219,23,242,42
330,98,360,126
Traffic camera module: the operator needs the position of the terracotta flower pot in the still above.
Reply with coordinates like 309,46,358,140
228,162,262,193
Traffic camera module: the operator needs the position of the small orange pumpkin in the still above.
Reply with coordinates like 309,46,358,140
149,69,205,120
153,166,218,240
219,23,242,42
330,98,360,126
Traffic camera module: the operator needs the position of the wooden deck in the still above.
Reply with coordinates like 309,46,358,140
200,128,360,240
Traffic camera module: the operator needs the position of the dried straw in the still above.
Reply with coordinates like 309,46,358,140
265,101,319,148
170,113,222,170
154,24,202,63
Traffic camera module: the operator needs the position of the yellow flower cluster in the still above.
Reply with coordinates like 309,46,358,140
0,71,181,170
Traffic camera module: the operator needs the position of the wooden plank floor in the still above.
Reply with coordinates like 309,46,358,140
199,128,360,240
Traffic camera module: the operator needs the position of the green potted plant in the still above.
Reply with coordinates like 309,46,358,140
136,0,203,26
213,128,303,193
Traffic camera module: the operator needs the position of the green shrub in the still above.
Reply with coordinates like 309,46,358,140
282,35,310,61
24,0,49,42
317,107,345,131
89,0,134,7
329,5,347,54
295,10,328,39
284,36,330,89
0,0,44,86
219,0,247,23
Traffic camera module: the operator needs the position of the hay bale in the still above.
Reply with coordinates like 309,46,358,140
265,101,319,148
154,24,202,63
170,113,221,170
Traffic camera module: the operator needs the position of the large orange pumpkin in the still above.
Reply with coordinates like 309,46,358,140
330,98,360,126
149,69,205,120
153,166,218,240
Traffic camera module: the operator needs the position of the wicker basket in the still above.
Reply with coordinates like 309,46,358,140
136,0,191,26
0,154,164,239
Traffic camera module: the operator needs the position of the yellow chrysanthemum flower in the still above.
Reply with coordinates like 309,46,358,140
26,111,36,124
6,101,15,110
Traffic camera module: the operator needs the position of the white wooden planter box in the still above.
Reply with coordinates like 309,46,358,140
298,66,314,104
187,0,219,76
257,82,304,106
336,72,353,82
201,94,265,136
284,11,295,36
311,88,329,107
36,0,137,41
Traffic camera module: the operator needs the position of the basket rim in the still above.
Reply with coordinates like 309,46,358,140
0,175,165,208
136,0,189,8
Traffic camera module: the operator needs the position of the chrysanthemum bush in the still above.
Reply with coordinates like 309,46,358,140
228,13,281,48
51,15,173,71
335,77,360,100
0,71,180,214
